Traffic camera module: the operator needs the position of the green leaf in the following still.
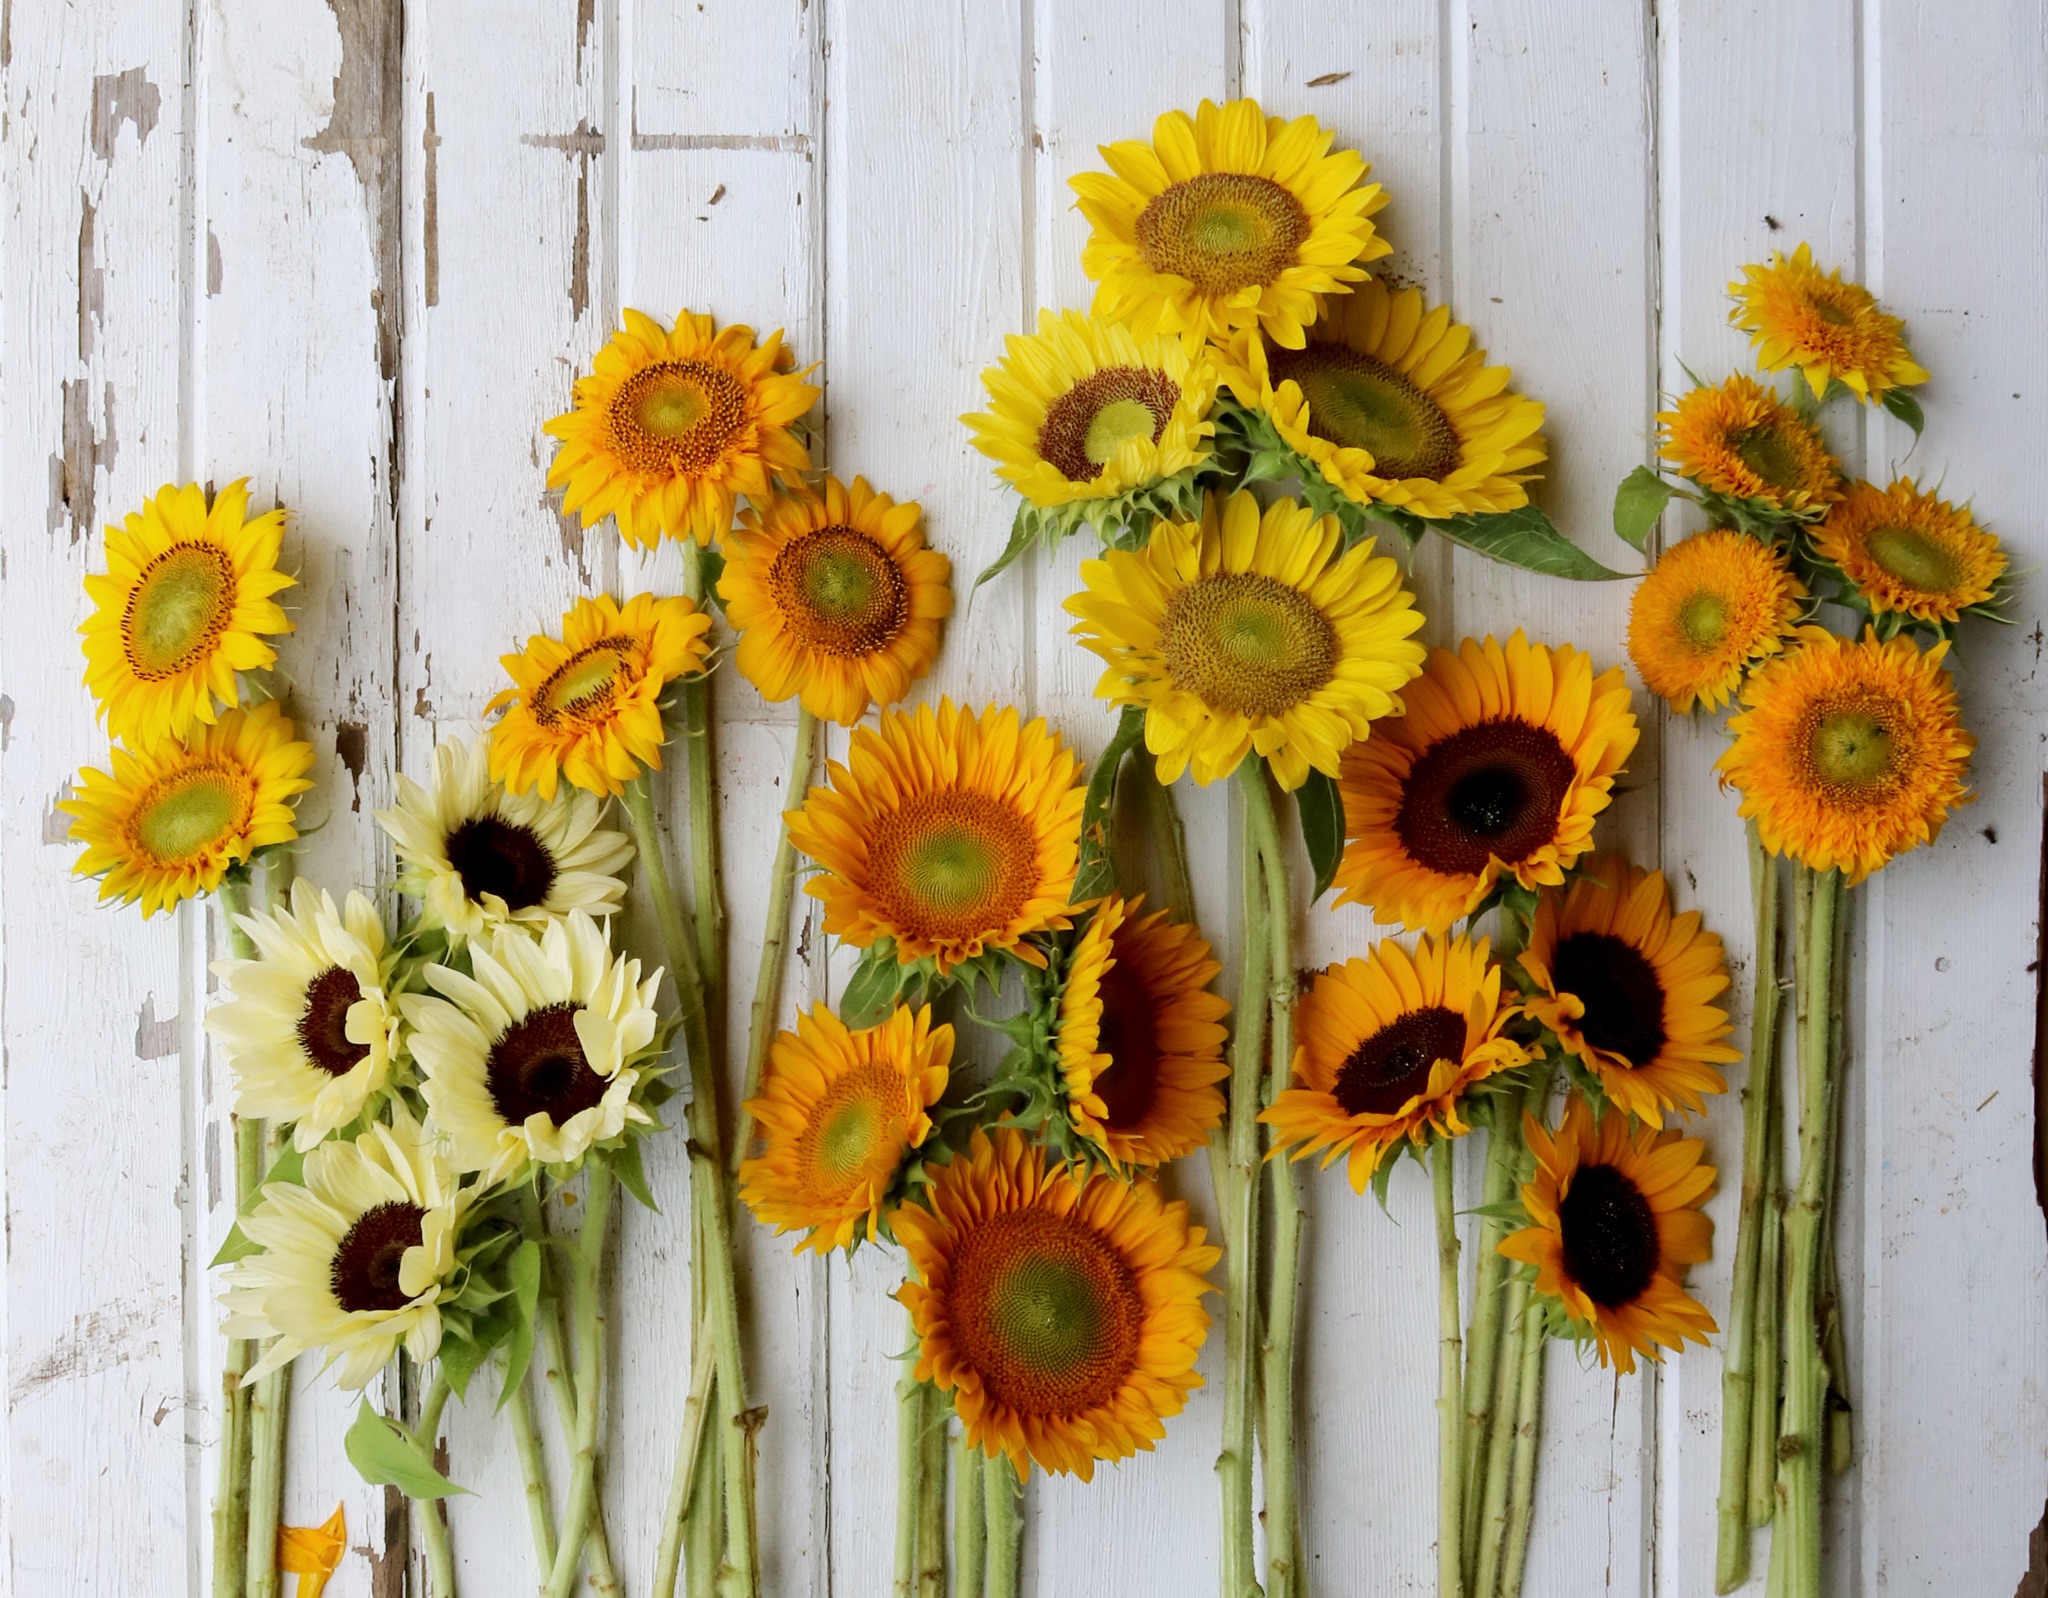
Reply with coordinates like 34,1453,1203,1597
1295,768,1345,903
438,1318,501,1401
495,1240,543,1413
611,1137,657,1213
1611,465,1674,552
1882,385,1926,435
697,548,729,613
1433,504,1633,581
974,503,1040,589
840,940,906,1029
208,1143,310,1267
1074,705,1147,904
345,1397,469,1499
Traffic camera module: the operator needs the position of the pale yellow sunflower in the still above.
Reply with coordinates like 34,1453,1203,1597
1626,529,1807,714
1812,477,2007,627
1658,375,1841,514
1729,243,1929,403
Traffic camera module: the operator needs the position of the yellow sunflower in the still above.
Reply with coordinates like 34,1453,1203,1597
895,1125,1219,1480
1812,477,2007,626
1055,895,1229,1169
1626,528,1806,714
1718,627,1973,883
1261,934,1529,1191
1070,97,1389,351
1658,374,1841,514
79,479,295,751
1498,1095,1717,1374
963,308,1219,510
719,474,953,724
739,1003,953,1254
488,591,712,801
1730,243,1930,404
1066,489,1427,792
1519,859,1738,1128
1333,633,1638,936
63,702,316,918
544,308,819,549
785,700,1086,974
1215,279,1547,520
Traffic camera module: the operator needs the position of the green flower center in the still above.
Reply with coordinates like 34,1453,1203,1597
769,525,909,657
1133,172,1311,295
133,763,250,864
534,640,631,727
868,792,1038,945
1678,590,1731,649
1158,570,1339,719
1036,365,1180,483
1862,524,1964,595
1728,423,1803,493
124,542,237,680
1268,345,1462,481
1807,705,1894,792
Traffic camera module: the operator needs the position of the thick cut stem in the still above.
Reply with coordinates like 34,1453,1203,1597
654,1332,720,1598
1434,1138,1465,1598
547,1158,617,1598
1459,1107,1521,1586
917,1383,948,1598
952,1433,987,1598
1818,887,1854,1479
1496,1281,1548,1598
1472,1273,1531,1598
212,877,261,1598
1717,823,1784,1591
681,545,727,1030
984,1453,1024,1598
506,1356,558,1577
245,1305,292,1598
687,1395,725,1598
893,1366,925,1598
411,1370,458,1598
1747,1098,1785,1527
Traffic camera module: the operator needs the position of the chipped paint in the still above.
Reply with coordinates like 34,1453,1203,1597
134,994,178,1060
11,1292,177,1404
302,0,402,384
0,693,13,752
88,67,161,159
206,225,222,296
57,376,116,544
335,720,368,811
521,121,605,317
42,783,74,844
421,92,440,308
76,192,102,360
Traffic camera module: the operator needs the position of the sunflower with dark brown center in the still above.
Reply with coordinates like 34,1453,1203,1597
895,1126,1219,1479
1519,859,1739,1128
1498,1094,1718,1374
720,474,953,725
1262,933,1529,1191
1333,632,1638,936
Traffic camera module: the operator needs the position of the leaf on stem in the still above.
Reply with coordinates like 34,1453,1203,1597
1075,705,1147,905
344,1397,469,1499
208,1143,308,1267
1433,504,1634,581
1881,385,1925,435
495,1239,543,1413
1612,465,1675,552
1296,768,1345,901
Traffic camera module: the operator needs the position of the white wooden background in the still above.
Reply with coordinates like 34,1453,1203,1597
4,2,2047,1593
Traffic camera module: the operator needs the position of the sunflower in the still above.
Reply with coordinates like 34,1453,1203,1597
1519,860,1738,1128
1216,279,1547,520
79,479,295,751
1717,627,1973,883
1066,489,1427,792
719,474,953,724
400,911,663,1184
63,702,316,918
488,591,712,801
1261,934,1528,1191
785,699,1086,974
739,1003,952,1254
1811,477,2007,627
1055,895,1229,1169
207,879,404,1151
962,308,1219,511
1333,633,1638,936
1729,243,1930,404
1657,374,1841,514
377,736,634,938
1070,97,1389,351
220,1107,470,1389
1497,1095,1717,1374
1626,529,1806,714
895,1126,1219,1480
544,308,818,549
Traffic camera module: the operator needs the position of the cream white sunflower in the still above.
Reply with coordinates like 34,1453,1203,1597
401,911,662,1184
376,736,634,939
220,1107,470,1389
207,879,404,1151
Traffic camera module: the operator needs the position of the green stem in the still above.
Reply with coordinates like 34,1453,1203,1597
1434,1138,1465,1598
687,1388,725,1598
682,543,727,1032
1717,822,1785,1591
953,1433,987,1598
1818,886,1854,1479
653,1331,720,1598
1459,1107,1521,1588
546,1157,616,1598
506,1355,558,1578
1495,1276,1548,1598
213,873,262,1598
1138,756,1197,926
411,1369,458,1598
984,1452,1024,1598
245,1296,292,1598
918,1382,948,1598
1471,1272,1530,1598
733,707,818,1175
1747,1092,1785,1527
893,1366,925,1598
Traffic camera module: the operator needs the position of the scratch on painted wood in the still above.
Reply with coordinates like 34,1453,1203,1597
10,1291,176,1405
422,92,440,307
520,121,606,318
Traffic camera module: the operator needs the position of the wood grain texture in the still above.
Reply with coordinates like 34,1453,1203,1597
3,2,2046,1594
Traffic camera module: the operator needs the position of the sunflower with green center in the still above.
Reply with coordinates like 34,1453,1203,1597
80,479,295,751
895,1125,1219,1480
1718,627,1973,883
1498,1094,1717,1375
1261,934,1528,1191
1333,632,1638,936
1519,859,1738,1128
63,701,316,918
1065,489,1426,791
962,308,1219,524
739,1002,952,1254
207,879,404,1151
785,699,1086,974
488,591,713,801
401,910,664,1184
719,474,953,724
1216,278,1548,520
220,1106,472,1389
1055,895,1229,1170
1071,96,1389,351
1811,477,2007,628
544,308,818,549
1730,243,1930,404
1658,374,1841,516
1626,528,1807,714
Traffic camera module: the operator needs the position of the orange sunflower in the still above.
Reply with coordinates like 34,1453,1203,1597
1626,528,1806,715
1812,477,2006,627
1729,244,1929,404
1658,374,1841,514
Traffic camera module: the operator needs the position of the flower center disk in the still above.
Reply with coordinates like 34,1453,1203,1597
1803,695,1898,801
485,1002,609,1127
298,965,372,1077
1269,345,1462,481
865,792,1040,945
1394,718,1577,877
130,761,254,865
534,640,632,728
1677,589,1731,650
608,359,749,476
1727,423,1803,493
1089,955,1165,1131
799,1064,905,1193
1133,172,1311,295
1550,932,1667,1067
1333,1005,1466,1117
123,542,237,680
948,1207,1143,1418
1036,367,1180,482
1862,524,1965,595
770,526,910,658
444,815,558,911
1557,1163,1660,1309
330,1200,426,1314
1158,571,1339,719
